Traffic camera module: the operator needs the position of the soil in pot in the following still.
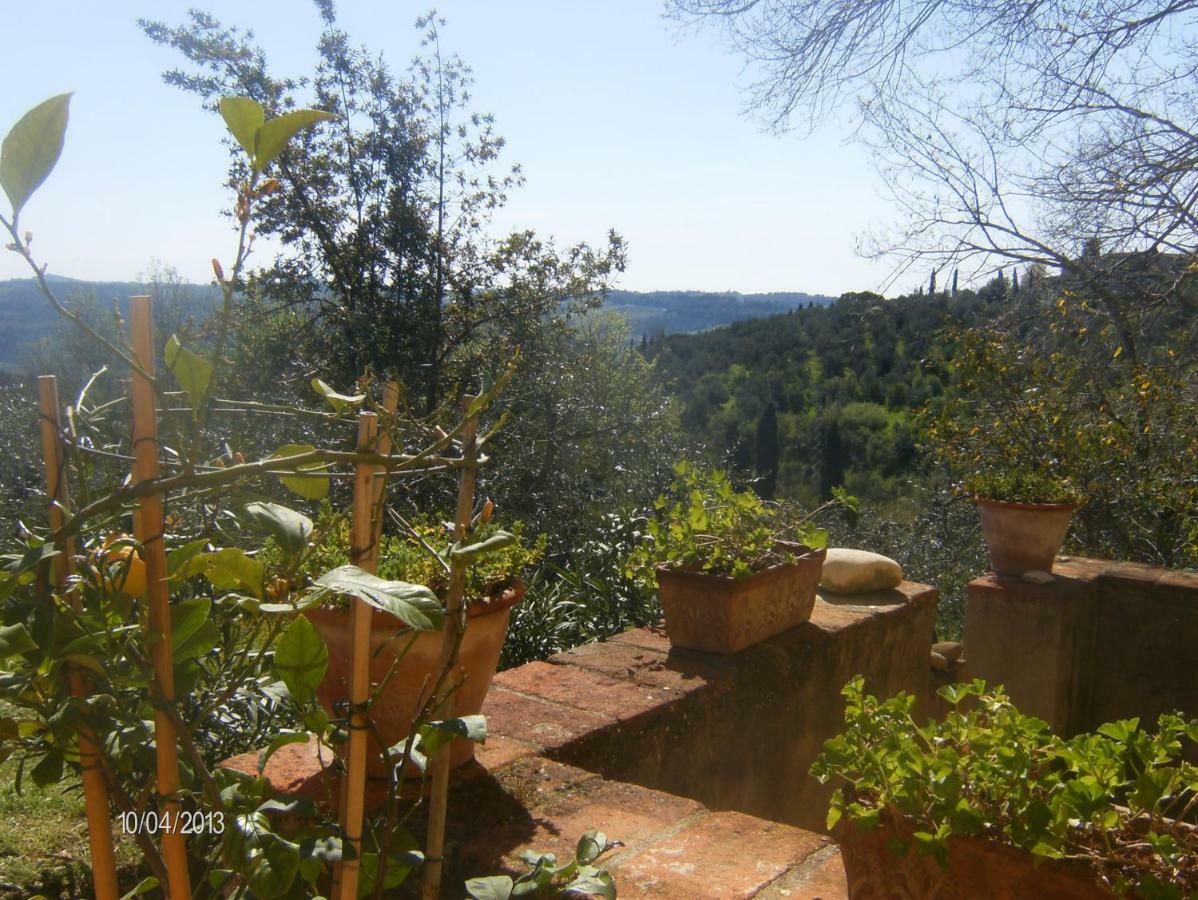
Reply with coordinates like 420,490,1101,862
976,498,1077,576
305,583,523,776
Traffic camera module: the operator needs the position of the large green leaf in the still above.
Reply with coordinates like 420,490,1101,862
175,621,220,663
253,109,335,172
574,830,608,866
177,548,265,599
164,335,214,410
418,714,487,758
311,565,442,631
1,94,70,216
451,531,516,561
0,624,37,659
30,750,63,787
465,876,514,900
219,97,264,159
271,443,330,500
223,811,301,899
273,616,327,705
564,871,616,899
357,848,423,897
166,539,209,577
240,501,313,559
310,377,365,414
170,598,210,650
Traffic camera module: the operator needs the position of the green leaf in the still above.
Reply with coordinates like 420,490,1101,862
1097,718,1139,743
1031,841,1064,860
253,109,335,172
240,502,313,559
310,378,365,414
118,877,159,900
258,732,309,774
166,539,209,577
357,849,422,897
796,523,829,550
30,750,63,787
418,714,487,758
311,565,443,631
271,444,330,500
564,871,616,900
465,876,514,900
174,621,220,663
177,548,265,599
0,624,36,659
273,616,328,705
164,335,214,410
223,811,300,899
450,531,516,561
574,830,607,865
219,97,264,159
170,598,210,652
1,93,71,216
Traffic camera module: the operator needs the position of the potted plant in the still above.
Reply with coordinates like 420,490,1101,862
267,507,543,774
811,677,1198,899
966,468,1083,576
628,462,837,654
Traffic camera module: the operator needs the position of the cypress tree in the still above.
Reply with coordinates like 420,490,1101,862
951,268,959,296
754,403,780,499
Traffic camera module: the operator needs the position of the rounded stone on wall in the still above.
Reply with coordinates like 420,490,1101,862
819,548,904,594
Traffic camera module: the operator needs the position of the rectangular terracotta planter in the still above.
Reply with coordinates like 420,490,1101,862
836,819,1117,900
656,543,825,654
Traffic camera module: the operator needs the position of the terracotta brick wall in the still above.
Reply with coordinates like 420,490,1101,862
488,583,938,832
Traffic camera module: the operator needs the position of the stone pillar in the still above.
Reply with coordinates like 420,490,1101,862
965,557,1198,740
964,567,1091,734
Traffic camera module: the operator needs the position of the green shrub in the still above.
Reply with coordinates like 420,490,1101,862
266,506,545,606
964,467,1082,505
812,677,1198,898
626,461,845,583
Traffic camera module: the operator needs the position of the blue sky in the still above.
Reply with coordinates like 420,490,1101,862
1,1,891,295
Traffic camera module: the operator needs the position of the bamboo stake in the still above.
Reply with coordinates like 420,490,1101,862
422,395,480,900
370,382,402,542
128,296,191,899
38,376,120,900
335,411,380,900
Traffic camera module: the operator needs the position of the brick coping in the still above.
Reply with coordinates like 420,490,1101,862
220,584,940,896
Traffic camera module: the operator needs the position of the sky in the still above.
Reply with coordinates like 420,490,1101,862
0,1,893,296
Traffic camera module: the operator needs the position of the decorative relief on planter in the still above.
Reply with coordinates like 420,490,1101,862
656,545,825,654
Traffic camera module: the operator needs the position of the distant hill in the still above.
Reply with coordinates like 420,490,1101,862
605,290,834,339
0,277,219,370
644,288,1009,503
0,278,833,369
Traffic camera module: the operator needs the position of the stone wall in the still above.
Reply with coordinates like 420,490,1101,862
965,557,1198,744
489,583,938,832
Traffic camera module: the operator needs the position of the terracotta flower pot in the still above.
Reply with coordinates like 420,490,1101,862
656,542,825,654
836,818,1116,899
304,582,524,776
976,497,1078,576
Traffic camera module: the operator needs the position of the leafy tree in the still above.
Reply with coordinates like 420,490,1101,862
670,0,1198,321
141,5,624,411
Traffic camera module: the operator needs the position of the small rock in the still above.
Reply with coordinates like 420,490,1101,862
819,548,903,594
932,641,964,662
930,651,950,671
1021,570,1055,584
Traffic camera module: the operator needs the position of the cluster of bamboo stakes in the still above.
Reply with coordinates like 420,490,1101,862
35,296,480,899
